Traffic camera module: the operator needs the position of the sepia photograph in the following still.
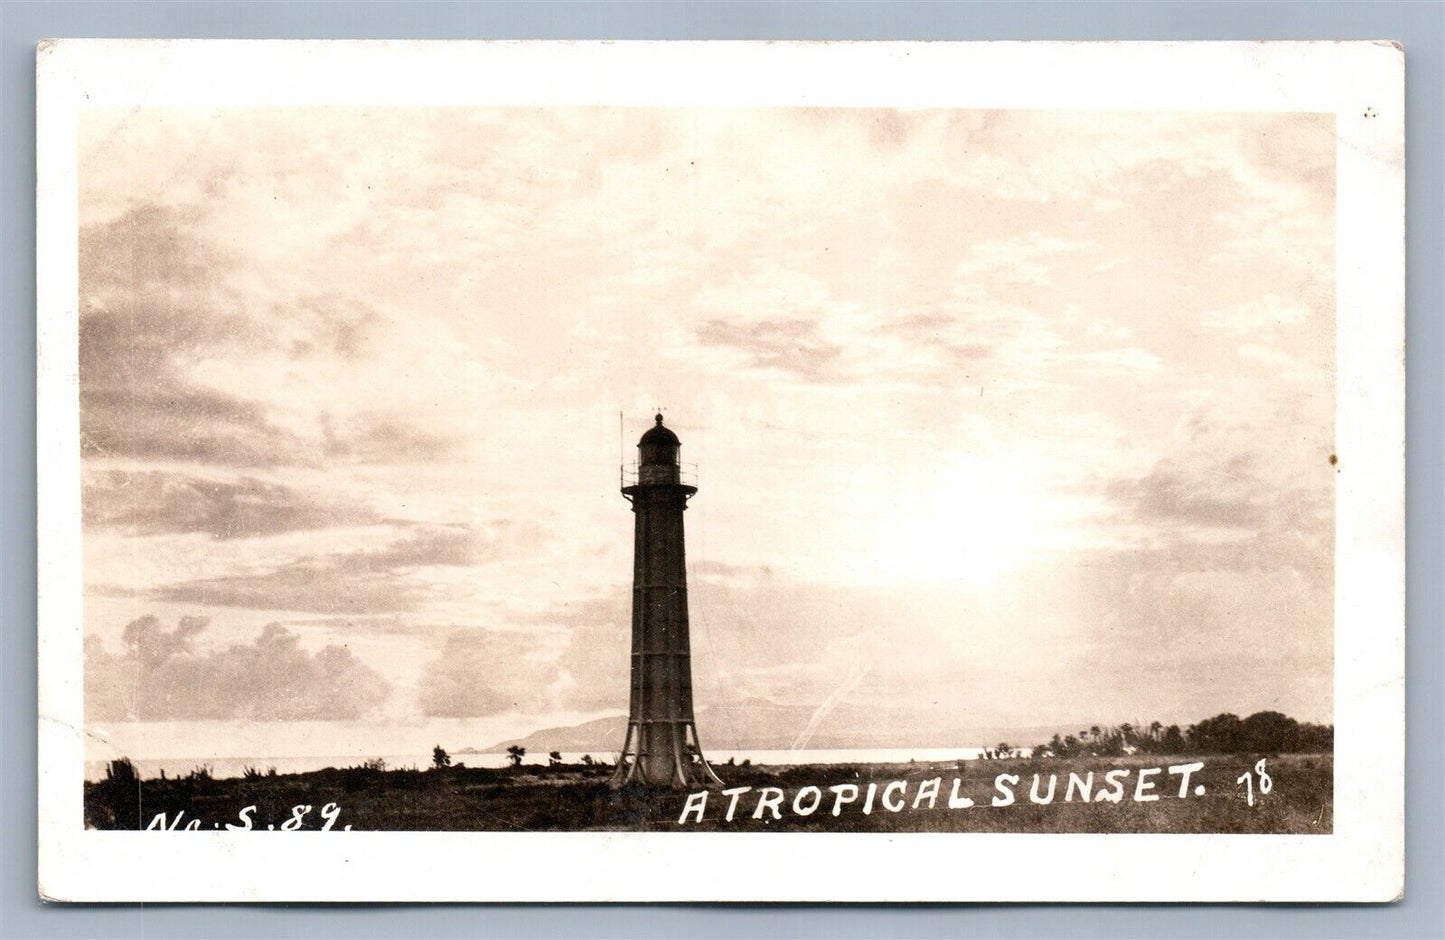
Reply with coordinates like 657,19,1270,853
36,40,1405,902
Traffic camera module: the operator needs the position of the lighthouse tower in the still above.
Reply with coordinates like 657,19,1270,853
611,414,724,789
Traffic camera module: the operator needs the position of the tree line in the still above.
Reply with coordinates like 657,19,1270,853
431,745,606,770
1034,711,1333,759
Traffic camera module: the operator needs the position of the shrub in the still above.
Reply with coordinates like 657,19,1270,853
105,757,139,787
98,758,144,829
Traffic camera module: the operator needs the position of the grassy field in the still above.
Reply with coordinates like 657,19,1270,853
85,753,1331,833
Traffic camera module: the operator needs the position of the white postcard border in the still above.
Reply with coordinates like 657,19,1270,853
37,40,1405,903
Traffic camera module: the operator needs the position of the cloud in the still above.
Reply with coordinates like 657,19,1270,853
79,203,466,468
319,412,459,463
1098,442,1333,686
157,564,416,614
412,594,634,719
82,469,381,539
882,312,956,339
287,294,381,360
1072,348,1163,373
548,596,632,713
416,630,557,717
1107,456,1266,532
694,317,844,381
955,234,1084,287
79,402,307,468
413,579,870,719
1104,400,1333,554
154,524,503,614
79,205,312,466
79,310,312,467
1202,294,1315,335
332,525,488,571
535,543,1336,728
85,616,390,721
689,560,775,580
79,202,227,292
1059,534,1334,719
541,579,906,715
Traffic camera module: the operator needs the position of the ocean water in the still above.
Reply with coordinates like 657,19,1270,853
85,746,1013,782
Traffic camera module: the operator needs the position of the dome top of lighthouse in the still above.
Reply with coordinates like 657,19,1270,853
638,413,680,447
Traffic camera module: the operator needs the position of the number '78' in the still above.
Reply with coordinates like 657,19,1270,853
1236,759,1273,806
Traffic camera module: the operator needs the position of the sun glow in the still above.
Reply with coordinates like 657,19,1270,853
857,458,1072,587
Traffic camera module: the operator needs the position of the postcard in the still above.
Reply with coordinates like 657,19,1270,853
36,39,1404,902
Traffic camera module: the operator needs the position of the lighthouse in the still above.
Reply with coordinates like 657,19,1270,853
611,414,724,789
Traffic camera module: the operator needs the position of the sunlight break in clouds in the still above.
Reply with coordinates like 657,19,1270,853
77,107,1335,760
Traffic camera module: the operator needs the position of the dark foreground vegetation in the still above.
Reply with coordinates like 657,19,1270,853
1032,711,1333,760
86,752,1331,834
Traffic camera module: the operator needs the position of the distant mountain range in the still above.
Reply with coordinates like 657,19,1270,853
476,700,1091,755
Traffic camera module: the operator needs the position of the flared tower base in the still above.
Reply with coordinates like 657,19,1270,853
609,717,725,789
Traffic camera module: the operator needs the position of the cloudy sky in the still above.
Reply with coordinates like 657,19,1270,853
78,107,1336,755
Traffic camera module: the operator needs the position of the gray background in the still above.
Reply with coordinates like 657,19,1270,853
1,2,1439,937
